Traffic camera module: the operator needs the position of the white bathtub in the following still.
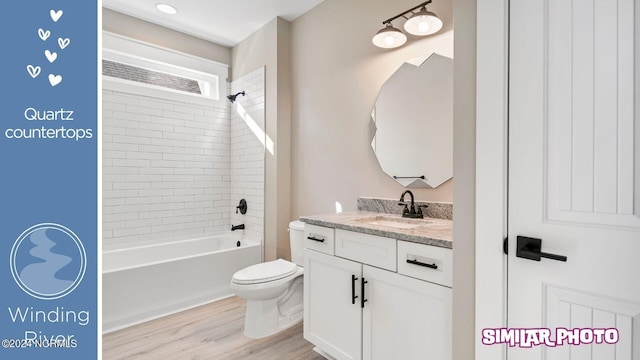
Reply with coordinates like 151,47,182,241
102,233,261,333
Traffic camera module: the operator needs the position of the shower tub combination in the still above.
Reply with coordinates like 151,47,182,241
102,233,261,333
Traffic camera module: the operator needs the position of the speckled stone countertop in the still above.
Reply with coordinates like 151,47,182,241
299,211,452,249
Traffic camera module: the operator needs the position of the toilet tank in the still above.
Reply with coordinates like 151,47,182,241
289,220,305,266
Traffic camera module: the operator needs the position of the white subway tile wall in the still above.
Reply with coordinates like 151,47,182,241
103,90,231,250
102,68,266,251
230,67,265,247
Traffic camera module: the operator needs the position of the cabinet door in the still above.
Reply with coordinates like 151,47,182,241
362,265,451,360
304,249,362,360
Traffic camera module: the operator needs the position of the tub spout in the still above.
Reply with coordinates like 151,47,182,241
231,224,245,231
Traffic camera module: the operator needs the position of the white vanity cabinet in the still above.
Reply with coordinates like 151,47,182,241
303,226,452,360
362,265,451,360
304,250,362,360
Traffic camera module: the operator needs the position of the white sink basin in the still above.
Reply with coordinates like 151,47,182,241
354,216,432,230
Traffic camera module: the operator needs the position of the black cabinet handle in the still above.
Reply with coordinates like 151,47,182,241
351,275,358,305
406,259,438,269
361,277,368,308
516,236,567,262
306,236,325,243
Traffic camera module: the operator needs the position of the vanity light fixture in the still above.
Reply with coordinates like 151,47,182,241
156,3,178,15
372,24,407,49
372,0,443,49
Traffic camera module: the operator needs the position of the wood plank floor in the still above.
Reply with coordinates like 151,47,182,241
103,296,325,360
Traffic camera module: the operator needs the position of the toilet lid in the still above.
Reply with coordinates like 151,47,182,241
232,259,298,285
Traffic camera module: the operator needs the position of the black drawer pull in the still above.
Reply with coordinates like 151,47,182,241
361,277,368,308
307,236,325,243
406,259,438,269
351,275,358,305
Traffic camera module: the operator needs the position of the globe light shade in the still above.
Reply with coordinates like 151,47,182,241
403,8,443,36
372,24,408,49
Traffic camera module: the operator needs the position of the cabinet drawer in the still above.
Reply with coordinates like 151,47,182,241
397,241,452,287
335,229,396,271
304,224,335,255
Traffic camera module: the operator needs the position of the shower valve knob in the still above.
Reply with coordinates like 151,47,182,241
236,199,247,215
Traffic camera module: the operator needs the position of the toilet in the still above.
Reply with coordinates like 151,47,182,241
230,220,305,338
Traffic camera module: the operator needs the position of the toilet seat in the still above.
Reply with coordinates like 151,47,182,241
232,259,297,285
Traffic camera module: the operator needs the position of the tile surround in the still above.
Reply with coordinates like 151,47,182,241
230,67,265,245
102,67,266,251
102,90,231,250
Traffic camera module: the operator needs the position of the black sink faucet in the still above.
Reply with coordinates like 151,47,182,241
231,224,245,231
398,190,424,218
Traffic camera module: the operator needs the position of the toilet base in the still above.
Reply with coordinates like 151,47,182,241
243,276,303,338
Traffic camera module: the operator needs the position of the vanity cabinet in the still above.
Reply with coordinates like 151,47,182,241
303,227,452,360
362,265,451,360
304,250,362,360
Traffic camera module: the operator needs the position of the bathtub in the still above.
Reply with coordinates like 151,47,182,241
102,233,261,333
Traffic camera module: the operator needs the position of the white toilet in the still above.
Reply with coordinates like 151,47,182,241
230,220,305,338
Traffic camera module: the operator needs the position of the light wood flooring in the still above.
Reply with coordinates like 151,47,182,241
103,296,325,360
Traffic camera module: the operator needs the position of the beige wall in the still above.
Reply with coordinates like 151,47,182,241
231,19,277,81
276,19,293,260
103,8,231,65
232,18,293,262
290,0,454,219
452,0,476,358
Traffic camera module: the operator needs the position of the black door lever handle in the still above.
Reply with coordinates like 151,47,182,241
516,236,567,262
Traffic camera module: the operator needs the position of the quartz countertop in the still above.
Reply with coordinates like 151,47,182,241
299,211,452,249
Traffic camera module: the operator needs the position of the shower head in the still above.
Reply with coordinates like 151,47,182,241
227,91,246,103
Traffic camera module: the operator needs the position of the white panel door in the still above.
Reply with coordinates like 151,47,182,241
509,0,640,359
362,265,451,360
304,249,362,360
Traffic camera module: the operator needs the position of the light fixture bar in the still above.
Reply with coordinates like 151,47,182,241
380,0,432,25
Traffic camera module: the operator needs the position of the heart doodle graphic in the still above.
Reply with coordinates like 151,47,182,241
45,50,58,63
48,74,62,87
27,65,41,79
50,9,63,22
58,38,70,50
38,28,50,41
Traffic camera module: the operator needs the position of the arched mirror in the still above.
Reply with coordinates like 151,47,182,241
370,53,453,188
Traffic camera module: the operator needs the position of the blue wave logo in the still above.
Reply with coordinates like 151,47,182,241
10,223,86,300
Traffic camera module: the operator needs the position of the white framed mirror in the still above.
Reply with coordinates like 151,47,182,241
370,53,453,188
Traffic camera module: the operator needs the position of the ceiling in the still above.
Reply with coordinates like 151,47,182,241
102,0,325,47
